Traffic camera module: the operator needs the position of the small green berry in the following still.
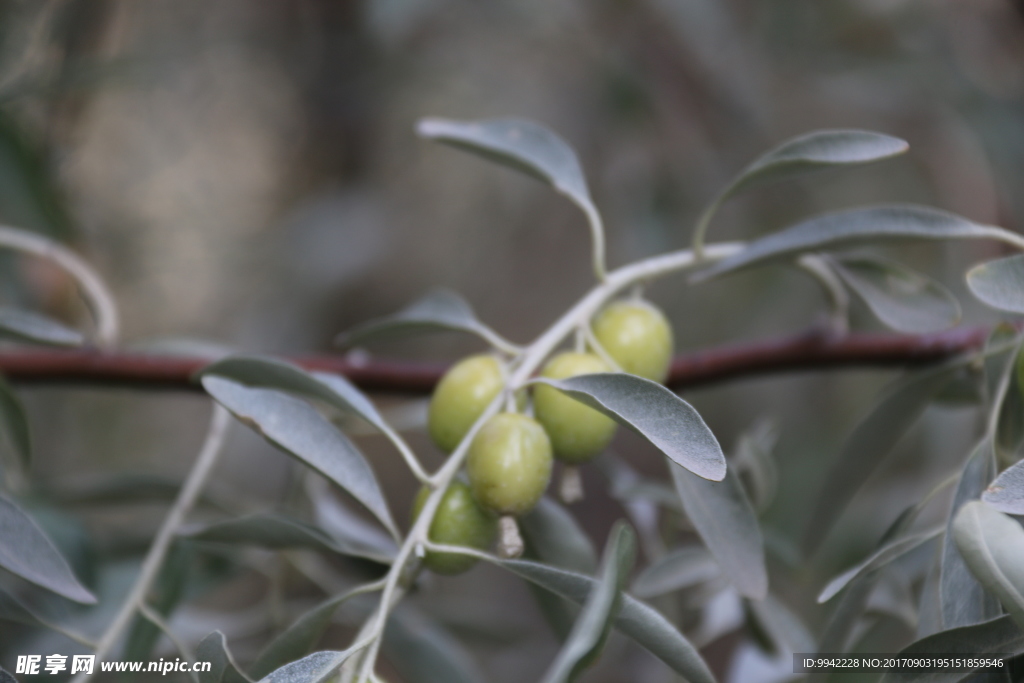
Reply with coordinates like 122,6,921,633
591,300,674,383
412,480,497,575
534,352,617,464
428,355,504,453
467,413,553,516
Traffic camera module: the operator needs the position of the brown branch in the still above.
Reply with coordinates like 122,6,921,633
0,325,992,394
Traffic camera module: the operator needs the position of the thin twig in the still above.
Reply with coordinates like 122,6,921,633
72,406,232,682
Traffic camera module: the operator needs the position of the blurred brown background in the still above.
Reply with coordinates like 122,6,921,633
3,0,1024,681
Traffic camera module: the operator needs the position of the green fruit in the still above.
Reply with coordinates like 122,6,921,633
533,352,617,464
591,300,674,383
467,413,553,516
428,354,505,453
412,480,497,575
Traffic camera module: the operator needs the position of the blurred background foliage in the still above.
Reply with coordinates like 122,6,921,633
2,0,1024,681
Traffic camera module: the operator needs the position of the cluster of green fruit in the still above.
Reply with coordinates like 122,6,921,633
412,299,673,574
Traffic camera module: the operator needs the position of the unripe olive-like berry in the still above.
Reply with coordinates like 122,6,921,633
591,300,674,383
467,413,553,516
534,352,617,464
428,354,504,453
411,480,497,575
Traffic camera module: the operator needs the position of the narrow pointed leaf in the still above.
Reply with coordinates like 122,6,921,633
879,615,1024,683
630,546,719,599
417,117,595,217
196,632,252,683
671,463,768,599
492,558,716,683
0,308,83,347
0,494,95,603
309,481,399,563
541,523,636,683
693,206,1019,282
747,595,817,655
830,255,961,333
818,527,942,603
721,130,908,200
816,568,880,655
967,254,1024,314
200,355,389,433
0,376,30,467
954,501,1024,629
520,497,598,575
942,440,1002,629
983,458,1024,515
183,513,393,564
805,365,954,550
250,584,380,680
202,376,397,538
257,649,360,683
535,373,725,481
383,606,489,683
336,288,502,349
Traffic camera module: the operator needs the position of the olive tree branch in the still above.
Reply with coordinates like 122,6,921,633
71,405,232,682
0,325,1001,394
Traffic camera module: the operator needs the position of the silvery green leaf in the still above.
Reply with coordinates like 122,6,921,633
182,513,393,564
983,458,1024,515
541,522,636,683
201,376,397,538
720,130,908,201
630,546,719,599
250,584,381,681
383,605,489,683
967,254,1024,314
520,497,598,575
493,558,715,683
535,373,726,481
818,527,942,603
996,351,1024,465
733,419,779,512
693,205,1019,283
596,453,680,510
746,595,816,655
257,649,360,683
417,117,595,219
195,632,251,683
0,494,95,603
308,480,398,563
0,376,29,468
954,501,1024,629
200,355,388,433
942,439,1002,630
0,308,83,347
804,365,955,550
816,568,879,656
879,615,1024,683
829,255,961,333
671,463,768,599
336,288,503,349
